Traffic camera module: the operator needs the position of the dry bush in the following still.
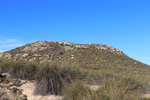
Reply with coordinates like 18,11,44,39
62,78,144,100
34,64,83,95
62,80,94,100
9,60,38,80
0,59,14,73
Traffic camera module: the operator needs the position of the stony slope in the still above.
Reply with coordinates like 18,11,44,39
0,41,148,71
0,41,123,60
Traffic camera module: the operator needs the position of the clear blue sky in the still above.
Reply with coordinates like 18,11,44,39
0,0,150,65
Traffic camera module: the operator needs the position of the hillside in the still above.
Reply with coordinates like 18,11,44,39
0,41,149,74
0,41,123,60
0,41,150,100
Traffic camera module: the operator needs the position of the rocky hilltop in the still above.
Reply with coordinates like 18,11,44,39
0,41,123,61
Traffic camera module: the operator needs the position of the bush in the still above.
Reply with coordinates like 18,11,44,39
34,64,83,95
62,80,94,100
0,59,38,80
0,59,14,73
62,78,144,100
96,78,142,100
9,60,38,80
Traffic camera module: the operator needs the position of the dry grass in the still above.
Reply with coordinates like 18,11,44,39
0,58,150,99
34,63,84,95
62,78,144,100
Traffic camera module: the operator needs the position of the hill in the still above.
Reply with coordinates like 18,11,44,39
0,41,149,75
0,41,150,100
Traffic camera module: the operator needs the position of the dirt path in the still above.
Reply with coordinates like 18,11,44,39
19,81,63,100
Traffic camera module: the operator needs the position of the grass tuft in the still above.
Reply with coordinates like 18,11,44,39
34,63,83,95
62,78,144,100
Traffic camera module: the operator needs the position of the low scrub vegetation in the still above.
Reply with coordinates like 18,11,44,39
9,61,38,80
0,58,150,99
0,58,14,73
62,78,144,100
0,58,86,95
34,64,84,95
0,59,38,80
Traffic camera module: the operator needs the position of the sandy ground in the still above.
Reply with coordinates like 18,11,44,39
142,94,150,98
0,86,16,100
19,81,63,100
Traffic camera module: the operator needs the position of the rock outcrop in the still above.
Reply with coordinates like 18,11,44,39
0,41,124,62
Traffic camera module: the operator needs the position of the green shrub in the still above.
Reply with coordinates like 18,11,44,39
34,64,83,95
0,58,14,73
62,80,94,100
0,59,38,80
9,60,38,80
122,77,144,92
